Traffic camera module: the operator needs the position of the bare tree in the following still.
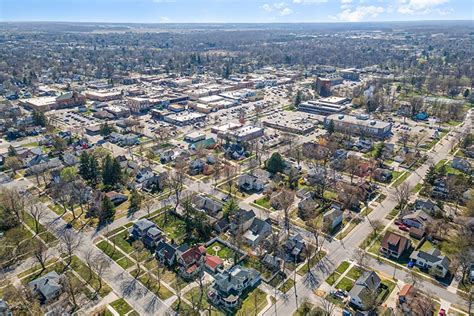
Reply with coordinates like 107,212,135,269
223,164,236,197
91,255,109,295
320,296,336,316
1,188,27,224
276,188,295,236
353,248,368,270
395,182,411,215
26,202,46,235
32,240,50,273
61,273,82,311
168,162,186,216
59,230,81,269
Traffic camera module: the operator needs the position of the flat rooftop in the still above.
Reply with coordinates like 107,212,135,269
326,114,391,129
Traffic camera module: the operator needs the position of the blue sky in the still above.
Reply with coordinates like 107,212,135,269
0,0,471,23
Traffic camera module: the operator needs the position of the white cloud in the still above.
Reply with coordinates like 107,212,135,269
281,7,294,15
293,0,327,4
153,0,175,3
336,5,384,22
397,0,450,14
261,2,294,16
340,0,352,3
159,16,171,22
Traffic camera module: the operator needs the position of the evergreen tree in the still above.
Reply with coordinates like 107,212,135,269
129,189,142,212
99,123,114,136
327,120,335,135
79,152,90,180
32,111,47,127
223,197,240,220
99,196,115,223
102,155,121,187
425,165,437,185
7,145,17,157
266,152,286,174
294,90,302,106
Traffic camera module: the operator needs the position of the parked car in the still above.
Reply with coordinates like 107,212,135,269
394,219,403,226
399,224,409,232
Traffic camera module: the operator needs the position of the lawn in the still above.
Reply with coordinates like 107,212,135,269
254,196,271,209
279,278,295,294
346,266,364,280
335,277,355,292
378,280,396,304
297,251,327,276
70,256,112,297
96,240,125,261
207,241,237,261
325,272,341,286
151,212,186,243
236,288,268,316
111,230,134,254
110,298,132,316
392,171,411,187
411,183,423,193
137,272,173,300
335,261,350,274
116,257,135,269
184,284,223,315
336,220,360,240
323,190,338,200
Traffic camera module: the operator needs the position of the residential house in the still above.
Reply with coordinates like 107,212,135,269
349,271,381,310
306,166,328,185
176,245,207,279
160,149,176,164
28,271,63,304
262,254,282,272
380,231,411,259
155,241,181,266
402,210,432,229
105,191,128,206
284,234,306,263
298,196,320,217
243,218,272,247
208,265,261,310
230,209,256,236
205,255,224,274
214,217,230,233
193,195,223,217
397,284,415,305
143,226,164,248
189,158,205,175
451,158,471,174
373,168,392,183
414,199,441,216
129,219,156,240
0,299,12,316
409,248,450,278
238,173,266,192
323,205,343,232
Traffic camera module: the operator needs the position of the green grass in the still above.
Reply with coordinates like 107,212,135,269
297,251,326,276
335,261,350,274
335,277,355,292
279,278,295,294
392,171,411,187
378,280,397,304
323,190,338,200
96,240,125,261
184,284,223,315
236,288,268,316
412,183,423,193
111,230,134,254
70,256,112,297
207,241,237,260
151,212,186,243
116,257,135,269
110,298,132,316
254,196,271,209
346,266,364,280
325,272,341,286
137,272,173,300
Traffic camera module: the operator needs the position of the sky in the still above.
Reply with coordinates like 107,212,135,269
0,0,472,23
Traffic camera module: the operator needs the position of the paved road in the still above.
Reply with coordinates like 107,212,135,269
263,109,473,316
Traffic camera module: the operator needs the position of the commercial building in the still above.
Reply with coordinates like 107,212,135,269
20,96,57,112
262,112,318,134
211,122,242,134
164,112,206,126
340,68,360,81
324,114,392,139
127,97,150,113
218,125,264,142
86,90,122,102
298,97,351,115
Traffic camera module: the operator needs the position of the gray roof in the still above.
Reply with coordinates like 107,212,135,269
410,248,450,270
28,271,62,300
349,271,381,307
133,219,156,231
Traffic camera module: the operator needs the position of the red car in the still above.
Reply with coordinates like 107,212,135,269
394,219,403,226
398,224,409,232
439,309,446,316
